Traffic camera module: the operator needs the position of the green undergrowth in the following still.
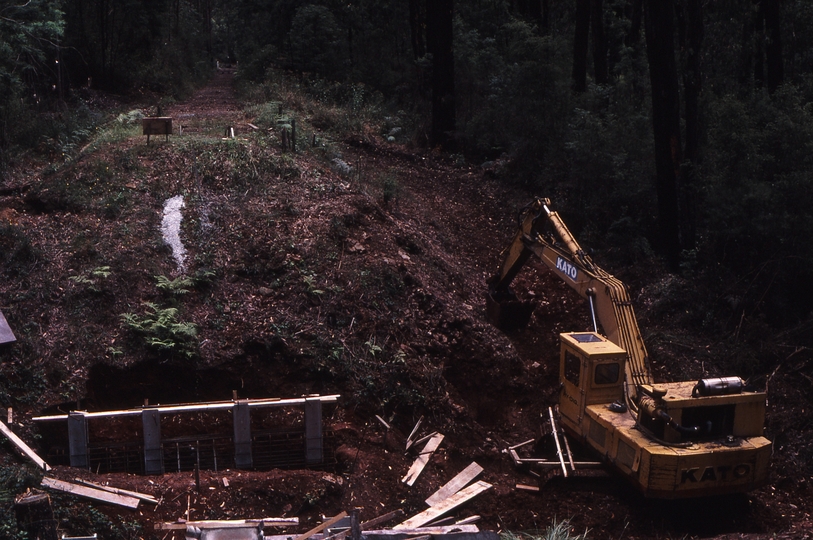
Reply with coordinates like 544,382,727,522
501,520,591,540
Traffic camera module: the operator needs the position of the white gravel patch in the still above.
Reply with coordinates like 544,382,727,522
161,195,187,272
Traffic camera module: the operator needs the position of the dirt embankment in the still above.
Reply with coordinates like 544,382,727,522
1,70,811,539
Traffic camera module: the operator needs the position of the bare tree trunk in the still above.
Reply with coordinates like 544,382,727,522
644,0,682,270
427,0,456,150
754,0,767,88
591,0,609,84
763,0,783,92
572,0,591,92
676,0,703,251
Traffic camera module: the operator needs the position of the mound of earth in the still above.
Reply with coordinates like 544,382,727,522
1,70,811,539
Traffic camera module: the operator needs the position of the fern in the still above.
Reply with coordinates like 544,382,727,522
121,302,198,358
69,265,112,292
154,274,194,295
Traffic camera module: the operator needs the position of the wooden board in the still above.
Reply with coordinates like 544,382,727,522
156,518,299,530
402,433,444,486
425,462,483,507
294,511,347,540
74,478,158,503
41,477,140,509
365,525,480,535
142,117,172,135
394,481,492,530
0,420,50,470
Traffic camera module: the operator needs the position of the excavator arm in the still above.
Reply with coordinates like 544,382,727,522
487,198,652,403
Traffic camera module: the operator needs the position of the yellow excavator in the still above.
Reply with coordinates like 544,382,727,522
488,198,771,498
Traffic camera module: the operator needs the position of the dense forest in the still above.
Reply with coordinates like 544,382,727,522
3,0,813,356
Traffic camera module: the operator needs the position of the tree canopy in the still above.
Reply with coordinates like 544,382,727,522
2,0,813,343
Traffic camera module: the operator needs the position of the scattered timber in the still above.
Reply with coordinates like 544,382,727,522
508,439,535,451
0,420,50,470
547,407,568,477
515,484,540,493
404,416,423,450
41,477,140,509
425,462,483,507
325,509,406,540
294,511,348,540
73,478,158,503
366,525,480,535
402,433,444,486
363,527,496,540
394,481,492,530
156,518,299,530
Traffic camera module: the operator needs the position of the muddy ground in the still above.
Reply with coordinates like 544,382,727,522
1,70,812,539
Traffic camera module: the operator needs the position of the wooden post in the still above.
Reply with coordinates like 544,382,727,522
291,118,297,152
14,491,58,540
350,509,361,540
67,412,89,469
304,397,323,464
142,409,163,475
233,400,252,469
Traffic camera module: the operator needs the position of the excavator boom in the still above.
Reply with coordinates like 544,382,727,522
488,198,652,401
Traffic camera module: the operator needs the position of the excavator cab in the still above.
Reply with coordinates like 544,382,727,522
558,332,626,436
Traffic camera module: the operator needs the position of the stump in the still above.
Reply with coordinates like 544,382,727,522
14,490,59,540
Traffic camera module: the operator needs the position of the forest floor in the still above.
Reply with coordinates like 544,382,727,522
1,70,812,539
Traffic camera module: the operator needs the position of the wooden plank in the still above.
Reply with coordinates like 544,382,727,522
402,433,444,486
425,462,483,507
73,478,158,503
294,511,348,540
361,531,494,540
33,394,340,421
508,439,535,451
324,509,405,540
361,510,405,530
0,420,50,470
156,518,299,530
41,477,139,509
394,481,492,530
515,484,540,493
454,516,480,525
365,525,480,535
405,416,423,450
548,407,568,478
375,415,391,430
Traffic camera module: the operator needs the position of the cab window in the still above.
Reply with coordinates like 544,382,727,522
594,363,620,385
564,350,581,385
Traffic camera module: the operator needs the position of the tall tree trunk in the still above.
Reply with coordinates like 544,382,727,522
677,0,703,251
626,0,643,47
572,0,591,92
753,0,765,88
591,0,609,84
763,0,783,92
738,5,755,88
409,0,426,60
426,0,455,150
644,0,682,270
